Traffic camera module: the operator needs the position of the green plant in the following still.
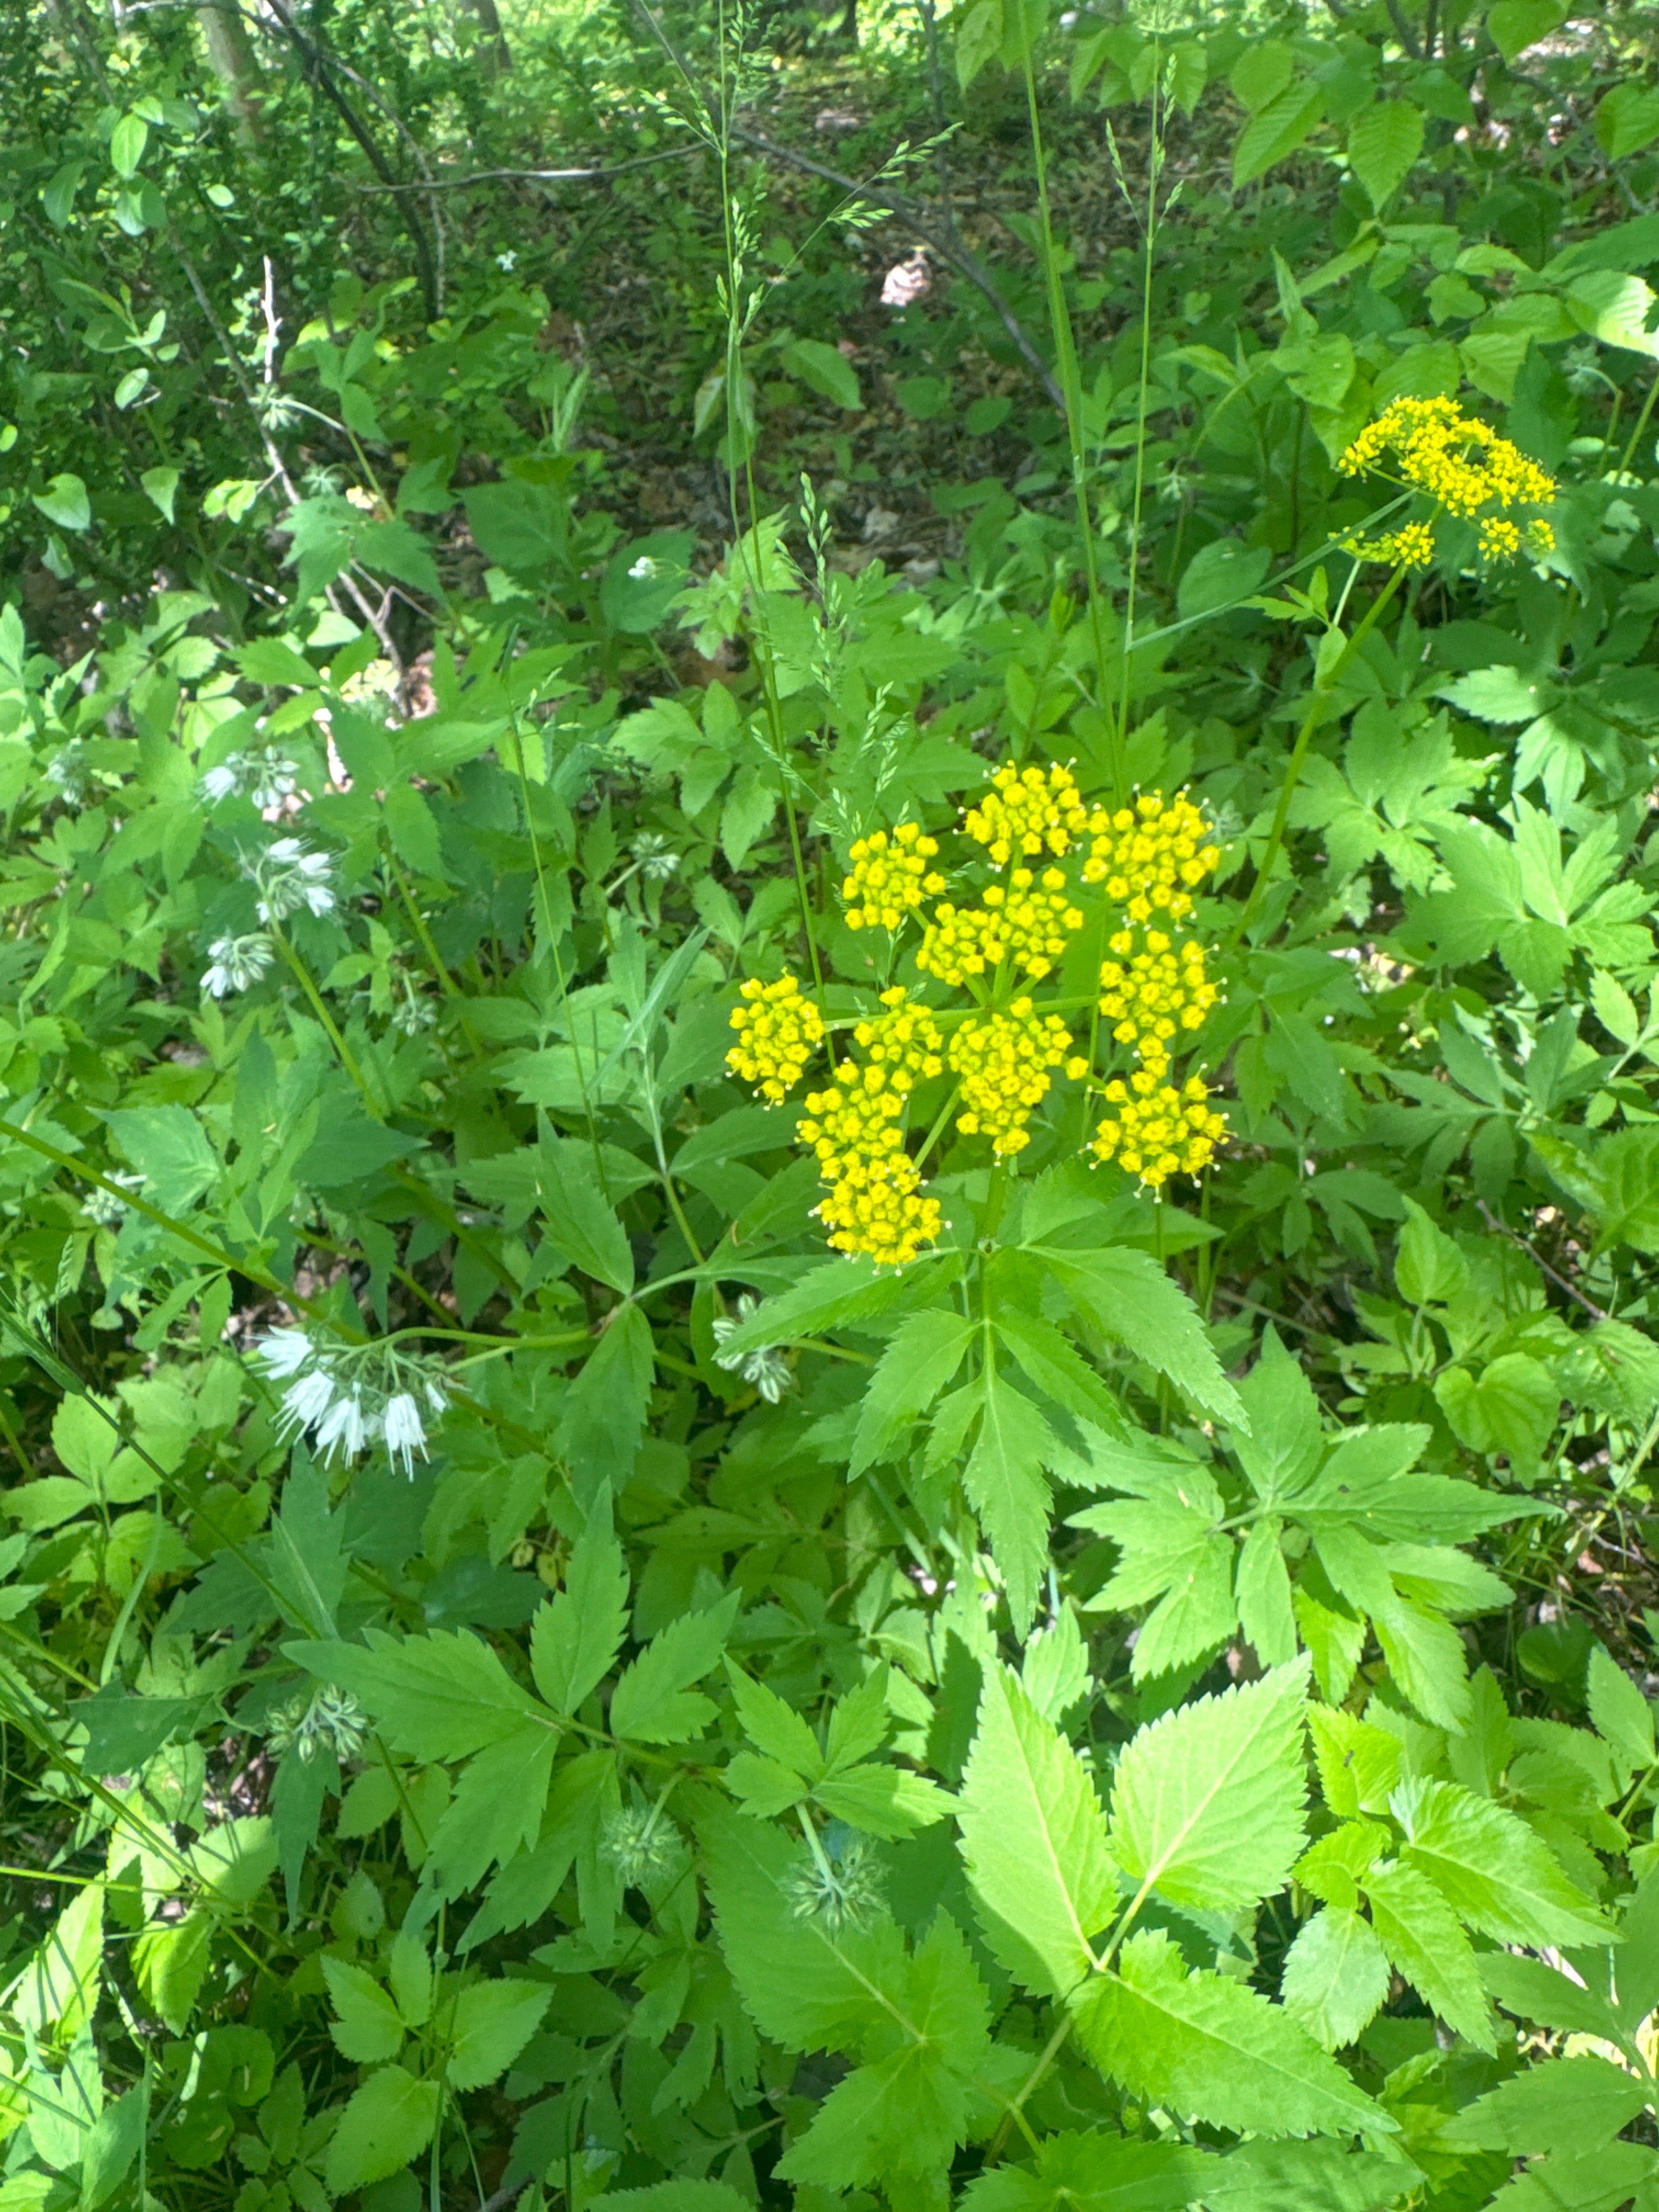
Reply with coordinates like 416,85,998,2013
6,0,1659,2209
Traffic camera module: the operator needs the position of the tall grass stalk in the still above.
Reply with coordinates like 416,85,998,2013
1018,42,1127,804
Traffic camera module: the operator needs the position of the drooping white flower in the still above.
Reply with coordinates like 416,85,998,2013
314,1387,369,1464
278,1367,337,1438
202,931,275,997
496,250,517,272
202,745,300,809
382,1392,430,1478
628,554,660,582
245,838,337,922
256,1328,313,1380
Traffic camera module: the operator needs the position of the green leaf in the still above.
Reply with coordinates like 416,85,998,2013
775,1914,990,2186
1199,2140,1419,2212
321,1957,404,2064
139,467,179,522
812,1763,947,1838
31,473,92,534
1487,0,1564,63
1346,103,1425,211
109,114,150,177
289,1628,543,1759
1481,1951,1622,2040
1075,1931,1389,2137
1235,1520,1297,1666
1107,1661,1310,1915
1363,1858,1494,2049
530,1516,629,1715
98,1104,217,1214
957,1666,1118,2000
850,1310,975,1475
43,161,84,227
1588,1646,1655,1778
1278,1908,1391,2050
700,1804,910,2050
1394,1777,1612,1946
1074,1464,1237,1683
535,1136,634,1292
609,1592,740,1742
1177,540,1272,623
713,1253,939,1361
727,1661,823,1778
323,2067,441,2194
557,1302,655,1512
444,1979,550,2089
964,1367,1056,1634
1449,2056,1652,2154
1597,83,1659,161
782,338,861,411
1233,82,1326,189
1037,1245,1245,1426
961,2132,1211,2212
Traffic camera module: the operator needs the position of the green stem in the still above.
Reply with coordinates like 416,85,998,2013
1229,563,1407,947
1020,48,1126,802
271,923,392,1119
1618,364,1659,479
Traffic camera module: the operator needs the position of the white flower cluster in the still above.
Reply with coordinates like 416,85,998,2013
712,1294,792,1403
256,1327,449,1476
201,744,300,808
202,932,274,997
242,836,337,923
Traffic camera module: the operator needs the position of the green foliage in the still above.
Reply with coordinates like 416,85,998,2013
4,0,1659,2207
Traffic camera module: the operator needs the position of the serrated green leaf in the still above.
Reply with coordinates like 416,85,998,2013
610,1592,740,1742
1075,1931,1389,2137
957,1666,1118,2000
530,1516,629,1716
323,2068,441,2194
1449,2055,1652,2155
1278,1908,1390,2050
1364,1858,1494,2048
1108,1662,1310,1915
322,1957,404,2064
1394,1777,1612,1946
1037,1246,1245,1426
849,1309,973,1476
445,1978,550,2089
1346,102,1424,211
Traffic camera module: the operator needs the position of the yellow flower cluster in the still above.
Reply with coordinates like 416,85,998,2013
727,974,826,1103
842,823,946,932
1338,396,1556,518
854,987,944,1087
917,868,1085,985
1082,792,1219,923
964,762,1090,865
1345,521,1436,570
724,771,1232,1264
1090,1073,1228,1188
1098,930,1219,1073
798,1059,941,1267
950,1000,1080,1156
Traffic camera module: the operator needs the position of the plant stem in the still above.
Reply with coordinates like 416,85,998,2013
1019,48,1127,803
1229,562,1407,946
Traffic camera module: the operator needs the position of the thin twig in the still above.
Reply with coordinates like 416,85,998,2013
1477,1201,1608,1320
358,146,705,190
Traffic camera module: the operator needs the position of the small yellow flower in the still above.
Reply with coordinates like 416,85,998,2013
1098,932,1219,1062
842,822,946,933
726,974,825,1103
854,987,945,1090
950,998,1074,1156
1525,516,1555,557
1081,790,1218,923
798,1059,940,1266
1477,516,1521,562
1345,520,1436,570
1338,395,1555,524
1091,1073,1228,1188
963,761,1090,866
